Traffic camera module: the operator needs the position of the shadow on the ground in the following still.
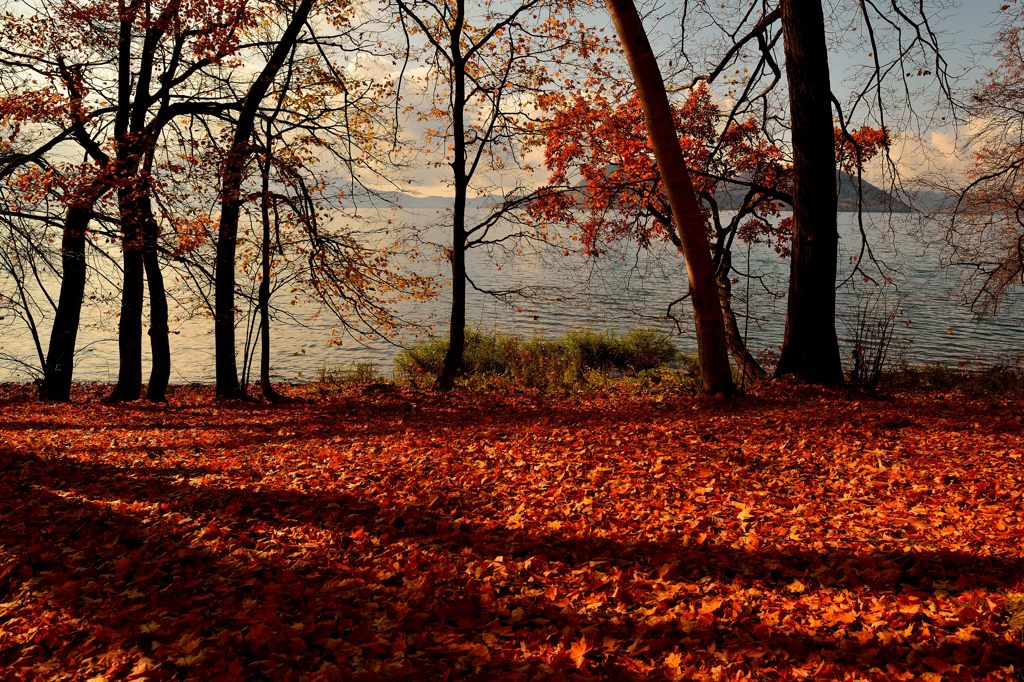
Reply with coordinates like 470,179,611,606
0,446,1021,678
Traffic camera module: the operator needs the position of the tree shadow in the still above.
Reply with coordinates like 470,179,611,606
0,447,1021,678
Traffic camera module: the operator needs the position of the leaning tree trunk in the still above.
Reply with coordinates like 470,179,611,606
215,0,313,399
605,0,735,394
40,203,92,401
774,0,844,385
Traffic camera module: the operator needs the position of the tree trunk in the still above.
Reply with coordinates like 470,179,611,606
39,203,92,402
215,180,244,398
716,274,765,385
604,0,735,394
215,0,312,399
107,0,145,403
140,193,170,402
774,0,844,385
437,229,466,391
259,151,282,402
436,4,468,392
108,186,145,402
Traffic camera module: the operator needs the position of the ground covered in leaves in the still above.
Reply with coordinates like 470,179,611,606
0,381,1022,680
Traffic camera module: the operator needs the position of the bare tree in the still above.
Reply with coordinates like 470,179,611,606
942,7,1024,316
396,0,602,390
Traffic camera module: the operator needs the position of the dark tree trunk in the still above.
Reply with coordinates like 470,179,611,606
436,3,468,392
39,204,92,402
775,0,844,385
215,184,243,398
140,194,170,402
437,226,466,391
108,186,146,402
605,0,735,394
215,0,312,399
108,0,145,402
259,152,282,402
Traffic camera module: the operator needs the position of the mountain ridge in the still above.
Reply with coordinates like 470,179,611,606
348,173,919,213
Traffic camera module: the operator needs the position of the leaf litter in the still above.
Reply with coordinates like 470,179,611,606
0,382,1021,679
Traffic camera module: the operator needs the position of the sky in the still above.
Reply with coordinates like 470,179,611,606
387,0,1013,198
1,0,1010,196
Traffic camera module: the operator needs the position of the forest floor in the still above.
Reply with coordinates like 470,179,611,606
0,381,1022,680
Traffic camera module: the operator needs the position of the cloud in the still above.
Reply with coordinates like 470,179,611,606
869,126,969,186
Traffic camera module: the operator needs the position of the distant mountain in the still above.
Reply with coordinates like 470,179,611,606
902,188,960,213
835,173,914,213
714,171,913,213
343,190,502,210
348,173,918,214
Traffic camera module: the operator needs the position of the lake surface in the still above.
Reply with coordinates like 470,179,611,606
1,210,1022,383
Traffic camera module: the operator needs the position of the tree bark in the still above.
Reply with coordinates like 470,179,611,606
108,185,146,402
437,229,466,391
436,0,468,391
604,0,735,394
107,0,146,402
258,146,282,402
140,193,170,402
215,0,313,399
39,203,92,401
774,0,844,385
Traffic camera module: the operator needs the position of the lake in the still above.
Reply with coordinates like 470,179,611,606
1,210,1021,383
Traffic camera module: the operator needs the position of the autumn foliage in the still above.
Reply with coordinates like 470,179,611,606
0,383,1021,679
530,83,889,258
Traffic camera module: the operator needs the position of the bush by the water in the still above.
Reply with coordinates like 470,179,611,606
317,362,383,387
884,360,1024,394
393,327,688,389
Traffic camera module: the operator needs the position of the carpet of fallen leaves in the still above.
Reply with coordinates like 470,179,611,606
0,381,1022,681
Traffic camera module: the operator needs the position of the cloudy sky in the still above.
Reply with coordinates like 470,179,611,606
390,0,1009,198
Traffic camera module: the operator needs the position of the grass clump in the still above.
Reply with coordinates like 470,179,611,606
883,360,1024,395
317,362,383,388
394,327,686,390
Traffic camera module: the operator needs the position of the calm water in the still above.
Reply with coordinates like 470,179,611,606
1,211,1021,383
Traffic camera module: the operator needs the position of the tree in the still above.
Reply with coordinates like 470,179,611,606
531,81,890,385
667,0,951,385
602,0,734,394
531,85,788,384
2,0,437,399
944,5,1024,315
772,0,843,385
0,2,123,401
395,0,601,390
0,179,62,380
214,0,314,399
168,4,430,399
1,0,249,401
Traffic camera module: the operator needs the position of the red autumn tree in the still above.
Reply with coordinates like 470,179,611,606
530,82,888,382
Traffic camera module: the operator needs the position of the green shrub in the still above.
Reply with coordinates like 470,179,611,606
393,337,448,387
622,328,679,371
393,327,684,390
886,362,1024,394
318,361,382,387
